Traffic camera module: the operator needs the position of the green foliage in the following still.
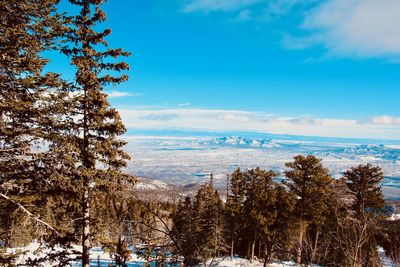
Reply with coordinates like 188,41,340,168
285,155,333,224
343,164,386,266
193,177,225,259
345,164,385,215
284,155,333,264
1,0,134,265
171,197,200,266
225,168,246,253
170,176,225,266
49,0,133,265
225,168,295,263
0,0,67,247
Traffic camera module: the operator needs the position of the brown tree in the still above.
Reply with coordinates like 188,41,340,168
57,0,132,265
284,155,333,264
0,0,66,247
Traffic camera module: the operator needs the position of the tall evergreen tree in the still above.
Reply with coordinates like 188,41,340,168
344,164,385,266
284,155,333,264
345,164,385,216
57,0,132,265
171,176,224,266
192,174,224,262
263,184,295,265
0,0,65,246
225,168,246,259
242,168,276,262
171,197,200,266
312,178,352,266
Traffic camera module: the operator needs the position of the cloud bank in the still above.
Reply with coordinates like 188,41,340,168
119,108,400,140
367,115,400,126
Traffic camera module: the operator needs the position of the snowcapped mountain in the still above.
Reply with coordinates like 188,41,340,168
340,144,400,161
208,136,282,148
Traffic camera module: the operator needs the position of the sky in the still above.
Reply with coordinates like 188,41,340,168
52,0,400,140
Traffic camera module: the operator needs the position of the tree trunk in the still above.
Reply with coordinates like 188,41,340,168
296,220,304,264
263,246,270,267
230,238,234,260
250,241,255,263
215,227,218,258
249,229,257,263
310,230,320,263
250,239,256,263
263,255,267,267
82,184,90,267
264,241,274,266
81,1,91,265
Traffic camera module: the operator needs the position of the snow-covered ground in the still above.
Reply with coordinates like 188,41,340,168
7,241,154,267
207,257,300,267
4,242,306,267
378,247,398,267
6,242,398,267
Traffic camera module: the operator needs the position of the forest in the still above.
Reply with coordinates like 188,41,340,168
1,0,400,267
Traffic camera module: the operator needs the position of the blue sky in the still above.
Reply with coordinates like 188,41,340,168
52,0,400,139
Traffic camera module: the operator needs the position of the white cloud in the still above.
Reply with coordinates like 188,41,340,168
301,0,400,58
286,116,322,125
366,115,400,126
118,108,400,139
140,114,180,121
107,91,143,98
183,0,262,13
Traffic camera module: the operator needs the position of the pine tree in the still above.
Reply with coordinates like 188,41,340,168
0,0,65,245
241,168,277,262
263,184,295,265
192,174,224,262
344,164,385,266
314,178,352,266
170,176,225,266
225,168,246,259
171,197,200,266
55,0,132,265
344,164,385,216
284,155,333,264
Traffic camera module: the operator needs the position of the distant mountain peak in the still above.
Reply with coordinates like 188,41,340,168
344,144,388,154
341,144,400,161
209,136,282,148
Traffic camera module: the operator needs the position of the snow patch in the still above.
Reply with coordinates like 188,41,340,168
134,178,170,191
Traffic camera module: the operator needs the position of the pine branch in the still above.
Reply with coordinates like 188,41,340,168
0,192,59,236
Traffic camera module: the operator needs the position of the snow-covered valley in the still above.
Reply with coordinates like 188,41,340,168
124,135,400,199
